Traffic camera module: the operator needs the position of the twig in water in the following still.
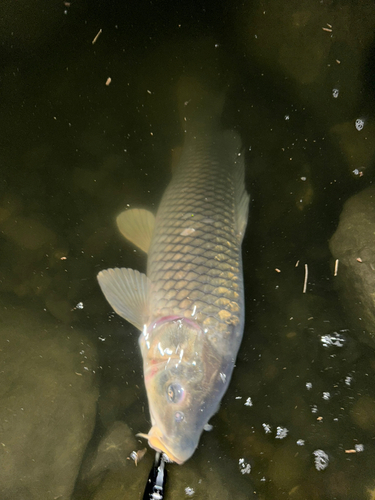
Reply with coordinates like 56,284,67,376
92,29,102,44
303,264,308,293
334,259,339,276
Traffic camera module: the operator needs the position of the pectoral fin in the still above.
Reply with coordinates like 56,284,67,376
97,267,150,330
116,208,155,253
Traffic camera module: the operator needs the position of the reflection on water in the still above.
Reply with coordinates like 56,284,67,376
1,0,375,499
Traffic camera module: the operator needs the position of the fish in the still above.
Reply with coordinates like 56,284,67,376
97,78,249,464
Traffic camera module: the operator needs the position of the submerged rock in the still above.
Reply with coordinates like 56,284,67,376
81,421,139,482
0,215,57,250
0,303,99,500
329,185,375,348
74,420,150,500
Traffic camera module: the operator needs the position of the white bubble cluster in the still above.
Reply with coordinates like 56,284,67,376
244,397,253,407
275,426,289,439
313,449,329,471
297,439,305,446
322,392,331,401
321,332,345,347
262,423,272,434
185,487,195,496
239,458,251,474
332,88,339,98
306,382,313,390
355,118,365,131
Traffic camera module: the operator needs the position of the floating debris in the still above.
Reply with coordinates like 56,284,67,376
92,28,102,44
262,423,272,434
303,264,308,293
239,458,251,474
320,331,346,348
355,118,365,131
275,426,288,439
352,168,364,178
313,449,329,471
334,258,339,276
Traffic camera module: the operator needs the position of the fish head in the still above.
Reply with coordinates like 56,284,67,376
139,317,233,464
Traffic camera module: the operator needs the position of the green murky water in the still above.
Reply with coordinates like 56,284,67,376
1,1,375,499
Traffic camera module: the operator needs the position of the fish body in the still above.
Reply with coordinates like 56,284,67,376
98,82,249,464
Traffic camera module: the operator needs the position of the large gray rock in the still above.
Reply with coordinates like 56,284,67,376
73,420,151,500
80,421,140,483
329,185,375,347
0,304,99,499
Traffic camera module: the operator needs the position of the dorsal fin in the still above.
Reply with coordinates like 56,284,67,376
235,157,250,241
222,131,249,242
116,208,155,254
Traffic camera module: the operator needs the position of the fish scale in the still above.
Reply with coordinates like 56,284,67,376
147,131,245,349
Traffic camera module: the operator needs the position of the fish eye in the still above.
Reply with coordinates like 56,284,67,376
175,411,184,422
166,383,184,403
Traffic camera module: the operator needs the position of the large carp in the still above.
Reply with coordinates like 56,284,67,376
98,80,249,464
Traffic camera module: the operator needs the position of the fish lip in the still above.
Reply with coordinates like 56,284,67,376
137,428,184,464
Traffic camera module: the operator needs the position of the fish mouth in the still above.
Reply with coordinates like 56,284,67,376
137,427,183,464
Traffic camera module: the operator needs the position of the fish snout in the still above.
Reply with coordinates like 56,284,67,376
138,426,197,464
